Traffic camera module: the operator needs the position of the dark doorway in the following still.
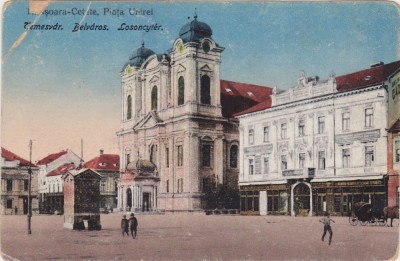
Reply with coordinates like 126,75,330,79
23,197,28,214
127,188,132,210
294,183,310,216
142,192,150,212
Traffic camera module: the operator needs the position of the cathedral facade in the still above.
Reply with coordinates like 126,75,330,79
117,16,272,212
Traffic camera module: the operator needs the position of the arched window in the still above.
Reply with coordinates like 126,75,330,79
230,144,238,168
127,95,132,120
151,86,158,111
200,75,211,104
150,145,157,164
178,76,185,105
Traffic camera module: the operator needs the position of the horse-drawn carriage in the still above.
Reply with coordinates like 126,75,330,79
349,202,387,226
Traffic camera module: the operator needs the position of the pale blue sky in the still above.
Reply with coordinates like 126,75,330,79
2,1,399,160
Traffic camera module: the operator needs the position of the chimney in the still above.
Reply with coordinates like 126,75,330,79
100,149,104,155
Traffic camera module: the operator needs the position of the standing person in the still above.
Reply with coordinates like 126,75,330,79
14,206,18,215
121,215,129,237
319,212,335,245
129,213,138,239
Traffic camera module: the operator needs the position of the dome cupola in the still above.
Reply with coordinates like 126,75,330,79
127,41,155,67
178,13,212,43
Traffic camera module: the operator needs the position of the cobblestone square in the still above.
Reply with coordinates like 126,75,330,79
1,213,398,260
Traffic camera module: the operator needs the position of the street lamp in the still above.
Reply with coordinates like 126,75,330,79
27,140,32,234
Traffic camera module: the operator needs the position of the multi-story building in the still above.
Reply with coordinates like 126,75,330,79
36,149,81,213
237,61,400,216
388,69,400,207
1,147,38,215
83,150,119,211
117,15,272,212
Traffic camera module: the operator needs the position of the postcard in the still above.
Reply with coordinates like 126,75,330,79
1,1,399,260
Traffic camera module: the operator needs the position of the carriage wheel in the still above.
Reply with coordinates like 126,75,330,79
350,217,358,226
360,220,368,226
378,218,387,226
370,218,378,226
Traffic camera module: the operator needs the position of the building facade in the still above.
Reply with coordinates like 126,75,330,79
238,61,400,216
1,148,38,215
388,69,400,207
117,15,272,212
83,150,119,211
36,149,82,213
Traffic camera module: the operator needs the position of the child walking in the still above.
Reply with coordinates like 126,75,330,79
319,212,335,245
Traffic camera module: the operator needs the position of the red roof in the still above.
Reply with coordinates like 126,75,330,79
336,60,400,92
37,150,68,165
235,60,400,116
83,154,120,171
1,147,36,167
46,163,76,177
220,80,272,117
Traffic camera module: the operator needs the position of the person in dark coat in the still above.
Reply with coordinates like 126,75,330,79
121,215,129,237
129,213,138,239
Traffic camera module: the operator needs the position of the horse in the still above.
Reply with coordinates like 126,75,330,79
383,206,399,227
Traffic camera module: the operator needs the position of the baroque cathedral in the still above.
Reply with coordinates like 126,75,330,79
117,15,272,212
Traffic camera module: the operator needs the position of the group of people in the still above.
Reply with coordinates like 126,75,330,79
121,213,138,239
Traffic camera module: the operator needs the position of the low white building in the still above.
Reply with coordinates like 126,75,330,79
36,149,81,213
237,61,400,216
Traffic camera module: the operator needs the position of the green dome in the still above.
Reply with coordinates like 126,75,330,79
179,15,212,43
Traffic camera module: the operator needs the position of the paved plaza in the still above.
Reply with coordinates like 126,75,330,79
0,213,398,260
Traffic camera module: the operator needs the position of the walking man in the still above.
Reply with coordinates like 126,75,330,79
320,212,335,245
121,215,129,237
129,213,138,239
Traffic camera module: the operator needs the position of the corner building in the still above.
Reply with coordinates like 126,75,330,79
117,16,272,212
237,61,400,216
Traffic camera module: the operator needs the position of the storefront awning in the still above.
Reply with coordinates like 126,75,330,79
311,175,385,183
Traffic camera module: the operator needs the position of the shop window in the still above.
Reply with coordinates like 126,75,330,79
365,108,373,127
6,180,12,192
298,120,305,137
281,155,287,170
263,157,269,174
6,199,12,209
342,112,350,131
365,146,374,166
229,145,238,168
318,116,325,134
151,86,158,111
343,149,350,168
299,153,305,169
281,123,287,139
249,159,254,175
127,95,132,120
178,76,185,105
248,129,254,145
165,147,169,168
263,127,269,142
318,151,326,170
395,141,400,163
200,75,211,104
202,144,212,167
177,145,183,167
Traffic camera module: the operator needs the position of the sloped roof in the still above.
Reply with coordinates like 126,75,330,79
1,147,36,167
235,60,400,117
220,80,273,117
389,119,400,132
37,150,68,165
46,163,76,177
83,154,120,171
336,60,400,92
